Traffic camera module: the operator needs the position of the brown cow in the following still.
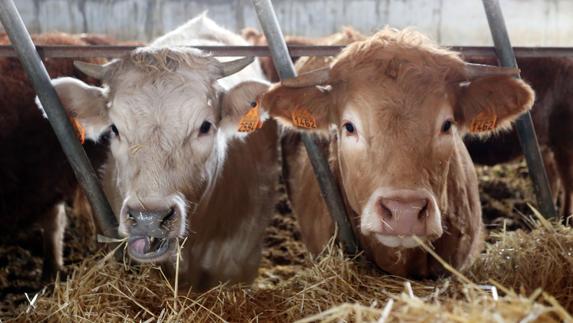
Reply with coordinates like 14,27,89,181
463,56,573,220
259,28,534,278
0,33,112,280
242,27,364,82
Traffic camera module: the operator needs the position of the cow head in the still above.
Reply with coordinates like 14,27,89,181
260,29,534,265
44,48,269,263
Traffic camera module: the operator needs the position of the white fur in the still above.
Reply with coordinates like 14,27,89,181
360,187,443,249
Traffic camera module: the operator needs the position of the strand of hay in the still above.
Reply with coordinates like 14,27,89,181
10,221,573,322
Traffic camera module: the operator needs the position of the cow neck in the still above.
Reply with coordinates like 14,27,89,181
329,132,362,240
190,133,226,219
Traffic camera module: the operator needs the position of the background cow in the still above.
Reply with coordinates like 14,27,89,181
463,56,573,221
43,14,279,291
242,27,364,82
259,28,534,278
0,33,113,280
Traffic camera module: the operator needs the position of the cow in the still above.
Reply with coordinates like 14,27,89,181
42,14,279,290
463,56,573,221
0,33,112,280
242,27,364,82
258,27,535,278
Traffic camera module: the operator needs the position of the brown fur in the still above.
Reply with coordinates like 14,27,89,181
0,33,113,279
242,27,365,82
464,56,573,220
263,28,534,278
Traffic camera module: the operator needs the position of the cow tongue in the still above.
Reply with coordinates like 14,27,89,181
130,237,149,255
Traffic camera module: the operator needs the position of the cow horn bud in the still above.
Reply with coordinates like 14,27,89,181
218,57,254,79
464,63,520,80
282,67,331,88
74,61,115,80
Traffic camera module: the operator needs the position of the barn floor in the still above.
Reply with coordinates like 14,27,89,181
1,159,572,321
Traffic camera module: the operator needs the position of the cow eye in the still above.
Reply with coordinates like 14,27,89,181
343,122,356,135
199,121,212,135
441,119,454,134
110,124,119,137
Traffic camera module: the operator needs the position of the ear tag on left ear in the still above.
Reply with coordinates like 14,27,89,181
469,111,497,133
291,107,317,129
238,101,261,133
69,116,86,144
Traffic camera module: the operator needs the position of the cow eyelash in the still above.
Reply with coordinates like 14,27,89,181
441,119,455,134
198,121,212,136
110,124,119,137
342,121,357,135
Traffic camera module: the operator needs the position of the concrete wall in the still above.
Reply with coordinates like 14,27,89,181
4,0,573,46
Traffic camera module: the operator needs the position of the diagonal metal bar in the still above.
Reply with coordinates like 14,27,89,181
482,0,557,219
0,0,119,237
251,0,359,255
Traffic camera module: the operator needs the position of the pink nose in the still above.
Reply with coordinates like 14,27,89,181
377,191,442,237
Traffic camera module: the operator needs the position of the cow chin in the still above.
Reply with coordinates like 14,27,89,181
127,236,176,263
372,234,427,249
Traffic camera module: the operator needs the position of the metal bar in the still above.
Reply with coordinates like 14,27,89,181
1,45,573,58
0,0,119,236
482,0,557,219
251,0,359,255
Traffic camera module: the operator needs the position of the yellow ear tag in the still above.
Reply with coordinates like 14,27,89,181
469,111,497,133
238,101,261,133
291,107,317,129
69,116,86,144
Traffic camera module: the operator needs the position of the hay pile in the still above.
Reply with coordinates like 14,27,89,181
10,217,573,322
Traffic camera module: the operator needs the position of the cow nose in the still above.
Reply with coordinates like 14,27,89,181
377,192,442,237
127,207,176,238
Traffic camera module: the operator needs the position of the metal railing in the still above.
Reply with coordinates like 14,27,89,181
0,45,572,58
482,0,557,219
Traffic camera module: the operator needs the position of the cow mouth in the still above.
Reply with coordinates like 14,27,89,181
373,233,429,249
127,236,173,262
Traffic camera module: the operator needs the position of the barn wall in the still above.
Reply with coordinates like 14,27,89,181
4,0,573,46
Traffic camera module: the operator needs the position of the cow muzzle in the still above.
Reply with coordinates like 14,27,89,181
119,196,187,263
360,188,443,249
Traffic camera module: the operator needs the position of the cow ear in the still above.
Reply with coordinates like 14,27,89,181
36,77,111,141
260,68,335,132
455,76,534,135
220,80,271,138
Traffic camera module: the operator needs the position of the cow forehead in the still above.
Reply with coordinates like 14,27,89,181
343,85,452,126
108,69,220,140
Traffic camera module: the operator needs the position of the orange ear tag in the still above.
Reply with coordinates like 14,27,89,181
69,116,86,144
469,111,497,133
238,101,262,133
291,107,317,129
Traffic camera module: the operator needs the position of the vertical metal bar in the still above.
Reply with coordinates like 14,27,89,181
251,0,359,254
481,0,557,219
0,0,119,237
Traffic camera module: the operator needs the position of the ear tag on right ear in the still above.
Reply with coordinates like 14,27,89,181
69,116,86,144
469,111,497,133
291,107,317,129
238,101,261,133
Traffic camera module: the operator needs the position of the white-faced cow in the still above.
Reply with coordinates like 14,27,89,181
260,28,535,278
40,14,278,290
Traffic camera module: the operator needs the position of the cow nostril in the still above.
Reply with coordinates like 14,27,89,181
126,210,136,224
418,202,429,219
161,208,176,226
379,201,393,219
